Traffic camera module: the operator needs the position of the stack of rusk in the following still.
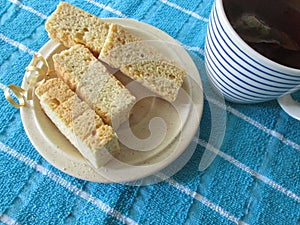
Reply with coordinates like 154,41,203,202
36,2,186,168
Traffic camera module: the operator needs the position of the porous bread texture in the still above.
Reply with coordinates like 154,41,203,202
99,23,146,68
121,61,186,102
45,2,110,56
52,44,136,127
35,78,120,168
99,23,187,102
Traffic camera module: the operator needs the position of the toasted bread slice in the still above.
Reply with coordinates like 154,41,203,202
99,23,187,102
45,2,110,56
99,23,146,68
52,44,136,127
35,78,120,168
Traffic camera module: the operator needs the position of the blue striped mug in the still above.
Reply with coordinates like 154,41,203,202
204,0,300,118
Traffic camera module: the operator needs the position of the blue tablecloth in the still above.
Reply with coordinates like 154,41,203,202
0,0,299,224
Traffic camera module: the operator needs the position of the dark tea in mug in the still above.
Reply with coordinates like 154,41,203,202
223,0,300,69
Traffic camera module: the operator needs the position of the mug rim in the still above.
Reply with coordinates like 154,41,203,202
216,0,300,74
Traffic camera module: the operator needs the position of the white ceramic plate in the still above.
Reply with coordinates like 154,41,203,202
20,18,203,183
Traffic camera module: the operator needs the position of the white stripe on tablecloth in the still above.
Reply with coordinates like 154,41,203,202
156,173,248,225
0,214,21,225
0,33,35,55
158,0,209,22
206,96,300,151
0,141,245,225
8,0,48,20
0,142,138,225
181,43,204,55
0,83,7,91
195,138,300,203
2,138,299,224
86,0,128,18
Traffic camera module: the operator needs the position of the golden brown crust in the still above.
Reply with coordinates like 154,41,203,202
45,2,110,56
52,44,136,126
100,23,142,58
35,77,74,105
35,78,120,168
52,44,97,91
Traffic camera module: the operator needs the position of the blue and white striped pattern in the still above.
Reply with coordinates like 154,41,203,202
1,0,300,225
204,0,300,103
